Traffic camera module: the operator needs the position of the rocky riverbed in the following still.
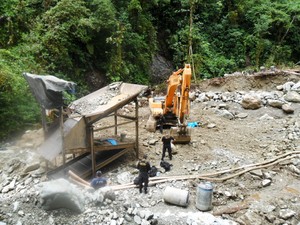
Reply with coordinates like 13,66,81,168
1,68,300,225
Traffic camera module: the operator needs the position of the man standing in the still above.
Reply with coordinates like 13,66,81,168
137,154,151,194
161,133,174,160
158,114,166,134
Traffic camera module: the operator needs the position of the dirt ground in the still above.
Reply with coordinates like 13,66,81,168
117,69,300,224
93,69,300,224
1,69,300,224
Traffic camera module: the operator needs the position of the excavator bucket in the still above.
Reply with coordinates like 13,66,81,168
170,125,191,144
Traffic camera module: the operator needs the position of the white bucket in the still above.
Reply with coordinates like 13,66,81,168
163,186,189,207
196,181,213,211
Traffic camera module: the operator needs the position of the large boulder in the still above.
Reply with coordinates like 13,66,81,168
150,54,173,84
241,94,262,109
284,91,300,103
36,178,84,213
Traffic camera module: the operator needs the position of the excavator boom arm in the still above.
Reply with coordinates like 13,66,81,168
178,64,191,123
163,68,183,115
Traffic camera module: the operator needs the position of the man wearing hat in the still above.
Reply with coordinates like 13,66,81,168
137,154,151,194
90,170,108,189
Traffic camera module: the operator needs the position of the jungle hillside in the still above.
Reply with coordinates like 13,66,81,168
1,0,300,141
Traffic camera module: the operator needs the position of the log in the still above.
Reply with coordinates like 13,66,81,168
69,177,93,190
68,170,91,186
69,151,300,191
213,203,249,216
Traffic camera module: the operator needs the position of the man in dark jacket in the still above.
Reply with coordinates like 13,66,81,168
158,114,166,134
137,154,151,194
161,133,175,160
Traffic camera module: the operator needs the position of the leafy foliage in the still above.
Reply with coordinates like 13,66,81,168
0,48,40,140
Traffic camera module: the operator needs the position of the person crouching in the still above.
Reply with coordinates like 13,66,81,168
91,170,108,189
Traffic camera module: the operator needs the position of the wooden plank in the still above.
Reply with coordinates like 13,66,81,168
90,126,96,177
135,99,139,158
116,114,136,120
93,120,134,132
114,111,117,135
61,107,66,166
95,148,130,170
94,143,135,151
65,148,88,155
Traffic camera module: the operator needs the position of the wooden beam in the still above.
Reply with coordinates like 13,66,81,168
90,126,95,177
95,148,130,170
41,107,48,137
114,111,117,135
94,143,135,151
61,107,66,167
94,120,134,132
135,98,139,158
116,114,136,120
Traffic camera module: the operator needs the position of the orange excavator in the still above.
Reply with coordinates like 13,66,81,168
146,64,192,143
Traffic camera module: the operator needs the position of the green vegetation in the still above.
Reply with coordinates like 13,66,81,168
1,0,300,140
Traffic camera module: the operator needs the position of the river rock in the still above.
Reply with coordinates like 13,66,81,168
282,104,294,114
278,209,295,220
284,91,300,103
282,81,295,92
262,179,272,187
267,99,285,108
241,94,262,109
23,163,40,173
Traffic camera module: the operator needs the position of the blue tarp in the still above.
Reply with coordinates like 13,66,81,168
106,138,118,145
187,122,199,128
95,138,118,145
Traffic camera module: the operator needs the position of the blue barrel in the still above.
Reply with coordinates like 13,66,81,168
196,181,213,211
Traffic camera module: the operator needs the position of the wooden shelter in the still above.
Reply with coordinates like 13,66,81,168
39,82,148,178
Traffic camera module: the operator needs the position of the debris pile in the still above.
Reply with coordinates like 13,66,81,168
69,82,122,115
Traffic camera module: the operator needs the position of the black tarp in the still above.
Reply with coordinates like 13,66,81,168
23,73,76,109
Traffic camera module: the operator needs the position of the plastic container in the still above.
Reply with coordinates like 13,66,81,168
120,133,126,142
196,181,213,211
163,186,189,207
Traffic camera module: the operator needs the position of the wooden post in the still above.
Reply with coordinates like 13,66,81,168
41,107,49,172
60,106,66,168
41,107,48,137
90,125,95,177
135,98,139,159
114,111,117,136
